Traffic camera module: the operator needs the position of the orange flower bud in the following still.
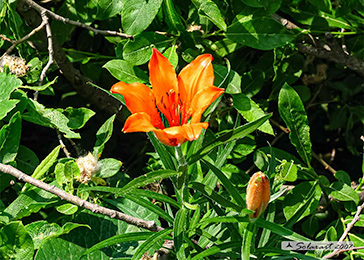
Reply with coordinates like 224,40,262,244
246,172,270,219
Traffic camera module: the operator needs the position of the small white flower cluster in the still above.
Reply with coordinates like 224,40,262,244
76,152,99,184
0,54,29,77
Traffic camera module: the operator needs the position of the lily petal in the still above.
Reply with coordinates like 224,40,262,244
153,129,186,147
179,123,209,141
178,54,214,112
190,86,225,123
111,81,164,129
123,112,158,133
149,48,179,126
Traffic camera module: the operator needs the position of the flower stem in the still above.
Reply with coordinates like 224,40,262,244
175,146,189,204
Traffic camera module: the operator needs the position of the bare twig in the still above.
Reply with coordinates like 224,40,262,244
0,163,164,232
270,119,290,134
56,130,71,158
38,11,54,86
22,0,133,39
323,202,364,259
0,34,14,43
312,152,337,175
4,18,46,55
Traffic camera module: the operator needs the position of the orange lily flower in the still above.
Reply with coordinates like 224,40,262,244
110,48,224,146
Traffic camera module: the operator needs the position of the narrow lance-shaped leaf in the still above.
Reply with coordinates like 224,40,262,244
278,83,312,167
93,115,115,158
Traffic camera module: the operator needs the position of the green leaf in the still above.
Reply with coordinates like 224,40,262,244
83,232,153,255
0,221,34,260
15,145,39,175
132,228,171,260
334,170,351,186
191,182,242,211
103,59,149,83
202,160,245,206
93,115,115,158
232,93,274,135
163,45,179,68
277,160,298,182
191,241,241,260
242,0,269,8
213,64,241,94
0,72,22,102
191,0,227,31
56,203,79,215
96,158,122,178
1,185,58,222
23,57,42,84
23,100,81,139
123,32,173,65
133,189,181,209
308,0,332,13
174,208,189,259
283,181,321,222
26,221,88,250
21,77,57,92
330,182,360,204
163,0,184,33
124,194,174,223
148,132,176,170
188,114,271,164
242,223,255,260
122,0,164,35
278,83,312,166
0,112,22,163
31,145,61,181
63,107,95,130
0,99,19,121
226,15,295,50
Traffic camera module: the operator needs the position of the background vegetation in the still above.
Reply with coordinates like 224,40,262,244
0,0,363,259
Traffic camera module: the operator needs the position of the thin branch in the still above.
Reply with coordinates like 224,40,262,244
0,163,164,232
4,18,46,55
323,202,364,259
0,34,14,43
38,11,54,86
271,13,364,77
312,151,337,175
22,0,133,39
56,130,71,158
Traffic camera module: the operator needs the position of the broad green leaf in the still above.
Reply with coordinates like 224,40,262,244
123,32,173,65
96,158,122,178
191,0,227,31
26,221,88,249
93,115,115,158
103,59,149,83
0,112,21,163
213,64,241,94
23,57,42,84
232,93,274,135
226,15,295,50
0,72,22,102
330,182,360,204
163,0,184,33
23,100,81,139
308,0,332,13
0,221,34,260
122,0,164,35
1,185,58,222
283,182,321,222
163,45,179,68
242,0,269,8
56,203,79,215
0,99,19,121
174,208,189,259
31,145,61,180
62,107,95,130
202,160,245,206
132,228,171,260
188,114,271,164
15,145,39,175
334,170,351,185
278,83,312,166
191,241,241,260
124,194,174,223
83,232,153,255
276,160,298,182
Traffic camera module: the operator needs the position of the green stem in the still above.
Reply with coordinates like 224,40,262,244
241,222,257,260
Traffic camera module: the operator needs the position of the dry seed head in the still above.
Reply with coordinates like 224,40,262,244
76,152,99,184
246,171,270,219
0,54,29,77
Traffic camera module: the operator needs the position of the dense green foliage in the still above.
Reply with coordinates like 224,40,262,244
0,0,363,259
